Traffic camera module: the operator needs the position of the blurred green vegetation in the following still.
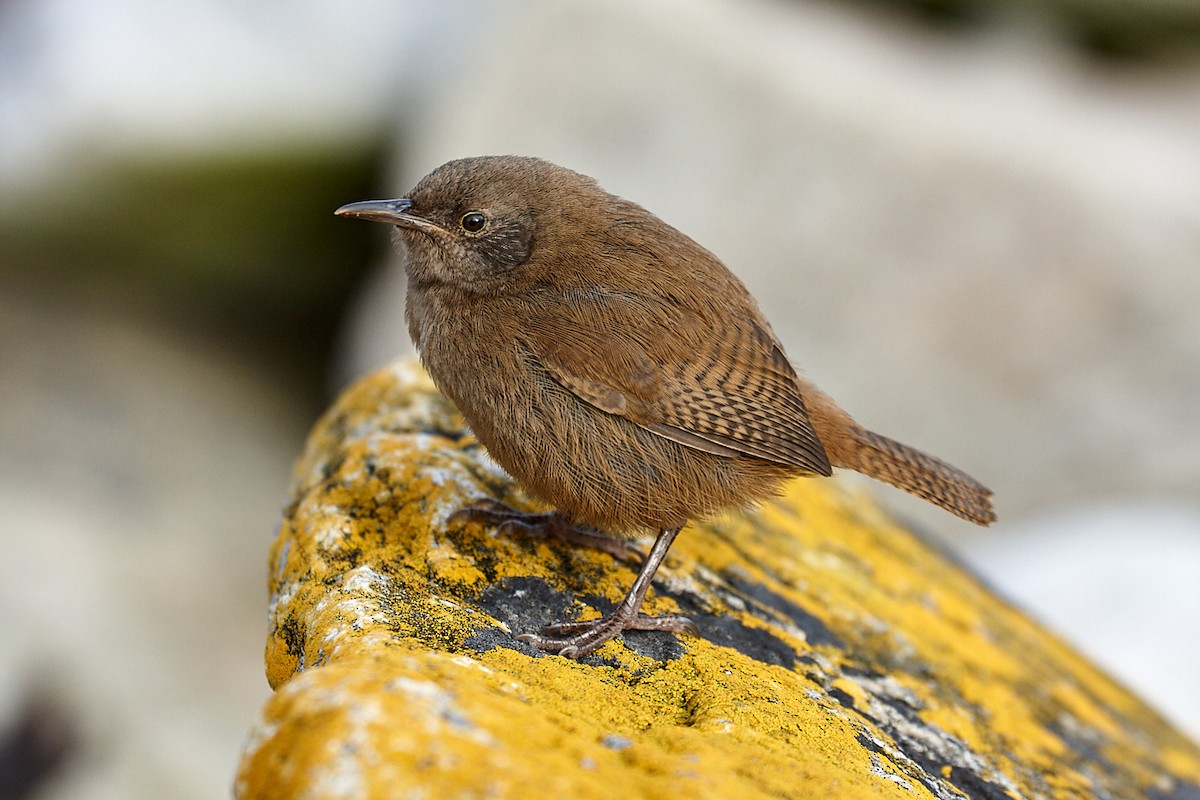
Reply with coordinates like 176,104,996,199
859,0,1200,60
0,141,392,406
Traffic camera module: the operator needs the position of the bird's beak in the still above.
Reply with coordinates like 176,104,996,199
334,198,442,235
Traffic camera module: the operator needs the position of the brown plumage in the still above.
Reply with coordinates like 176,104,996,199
336,155,995,657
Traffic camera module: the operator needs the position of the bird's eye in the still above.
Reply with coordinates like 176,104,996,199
460,212,487,233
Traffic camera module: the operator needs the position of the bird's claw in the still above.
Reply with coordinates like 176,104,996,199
518,613,698,658
450,501,644,563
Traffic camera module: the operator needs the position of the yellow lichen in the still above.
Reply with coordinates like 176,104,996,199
237,360,1200,799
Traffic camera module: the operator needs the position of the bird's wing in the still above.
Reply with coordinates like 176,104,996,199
522,290,831,475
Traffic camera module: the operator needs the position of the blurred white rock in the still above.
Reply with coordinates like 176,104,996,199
0,0,488,192
0,292,307,800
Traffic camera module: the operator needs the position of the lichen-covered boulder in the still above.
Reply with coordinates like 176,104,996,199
236,360,1200,799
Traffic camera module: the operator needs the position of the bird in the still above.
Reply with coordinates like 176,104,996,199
336,155,995,658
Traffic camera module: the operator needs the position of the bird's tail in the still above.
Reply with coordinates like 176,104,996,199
799,381,995,525
844,428,996,525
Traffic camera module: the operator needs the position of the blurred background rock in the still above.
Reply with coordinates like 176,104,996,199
0,0,1196,797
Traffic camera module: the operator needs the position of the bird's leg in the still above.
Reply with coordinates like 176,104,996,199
450,499,643,563
518,525,698,658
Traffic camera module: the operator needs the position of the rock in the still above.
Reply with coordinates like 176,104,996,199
0,292,303,800
237,360,1200,799
961,505,1200,742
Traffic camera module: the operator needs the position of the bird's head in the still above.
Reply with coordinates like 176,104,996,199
336,155,607,294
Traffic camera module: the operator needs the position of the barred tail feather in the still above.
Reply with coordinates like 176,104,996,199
852,430,996,526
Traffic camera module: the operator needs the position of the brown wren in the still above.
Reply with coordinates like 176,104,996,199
336,156,995,658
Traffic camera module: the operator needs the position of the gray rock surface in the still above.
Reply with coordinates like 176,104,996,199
961,504,1200,741
0,291,303,799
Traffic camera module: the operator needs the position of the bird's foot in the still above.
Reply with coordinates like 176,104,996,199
450,499,643,563
519,611,699,658
454,506,693,658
